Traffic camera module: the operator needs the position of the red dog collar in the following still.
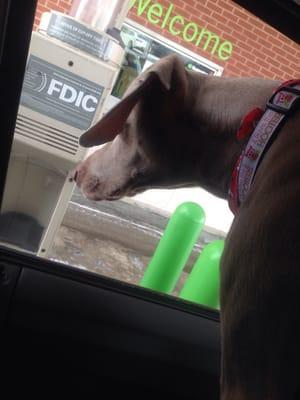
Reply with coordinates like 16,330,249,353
229,79,300,214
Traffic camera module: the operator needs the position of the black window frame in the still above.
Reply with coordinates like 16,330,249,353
0,1,299,396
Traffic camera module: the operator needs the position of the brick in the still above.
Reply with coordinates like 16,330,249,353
279,51,299,66
280,43,297,54
243,59,258,70
275,53,291,66
46,0,58,5
211,12,228,25
290,63,300,74
235,61,250,72
235,46,249,60
255,59,271,70
252,48,273,60
216,21,233,35
183,0,196,6
58,0,72,10
254,47,274,59
216,0,234,13
238,19,253,31
36,5,50,14
260,68,275,78
172,0,184,6
263,24,278,37
247,16,265,30
277,32,297,46
241,29,257,42
257,37,271,49
229,21,247,34
184,5,204,17
232,7,249,20
253,27,267,38
201,15,218,26
202,24,222,37
224,32,243,43
225,64,243,76
288,50,300,64
237,40,253,53
284,65,299,76
262,70,277,79
243,69,256,77
46,2,65,13
272,45,289,58
267,35,284,48
246,38,262,50
158,0,171,6
195,3,213,16
232,53,246,64
207,2,223,14
267,57,282,67
239,48,252,59
270,65,286,77
174,6,191,19
222,9,238,22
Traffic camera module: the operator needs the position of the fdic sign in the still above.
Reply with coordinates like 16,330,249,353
130,0,233,61
21,56,104,130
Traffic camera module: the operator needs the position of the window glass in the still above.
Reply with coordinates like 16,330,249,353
111,22,220,99
1,0,299,309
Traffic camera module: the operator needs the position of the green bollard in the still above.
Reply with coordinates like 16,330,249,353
140,202,205,294
179,239,224,309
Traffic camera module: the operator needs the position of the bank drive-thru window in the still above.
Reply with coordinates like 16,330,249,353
0,0,299,303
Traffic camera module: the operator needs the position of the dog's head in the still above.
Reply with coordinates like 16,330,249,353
74,55,198,201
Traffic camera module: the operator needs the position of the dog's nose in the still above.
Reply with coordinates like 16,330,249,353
70,167,81,185
73,170,78,182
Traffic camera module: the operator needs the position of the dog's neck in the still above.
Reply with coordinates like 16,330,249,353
187,73,279,198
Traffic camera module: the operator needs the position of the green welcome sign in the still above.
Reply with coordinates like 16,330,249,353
130,0,233,61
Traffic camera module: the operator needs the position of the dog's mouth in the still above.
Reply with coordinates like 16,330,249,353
106,182,147,201
106,188,124,200
88,173,154,202
106,188,142,200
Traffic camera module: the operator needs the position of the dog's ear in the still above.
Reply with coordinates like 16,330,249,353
148,54,188,96
79,75,156,147
79,55,187,147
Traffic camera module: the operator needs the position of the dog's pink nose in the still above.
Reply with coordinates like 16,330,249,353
73,170,78,183
71,165,85,187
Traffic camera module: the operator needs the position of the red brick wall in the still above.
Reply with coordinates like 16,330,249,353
34,0,300,79
128,0,300,79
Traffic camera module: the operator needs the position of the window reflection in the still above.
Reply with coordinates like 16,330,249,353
112,22,220,99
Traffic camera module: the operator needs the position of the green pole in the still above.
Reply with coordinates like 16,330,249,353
179,240,224,309
140,202,205,294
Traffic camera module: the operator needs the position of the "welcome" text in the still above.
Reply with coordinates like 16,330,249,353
130,0,233,61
